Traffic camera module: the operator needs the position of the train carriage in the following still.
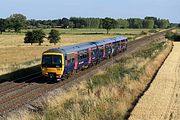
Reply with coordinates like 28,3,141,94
41,36,127,81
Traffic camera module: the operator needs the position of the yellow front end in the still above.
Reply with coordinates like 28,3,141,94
41,52,64,79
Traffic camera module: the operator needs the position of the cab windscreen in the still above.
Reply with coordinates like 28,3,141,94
42,55,62,68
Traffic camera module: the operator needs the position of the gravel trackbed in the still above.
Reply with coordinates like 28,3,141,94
129,42,180,120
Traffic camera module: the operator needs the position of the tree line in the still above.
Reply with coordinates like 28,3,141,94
28,17,171,29
0,13,173,34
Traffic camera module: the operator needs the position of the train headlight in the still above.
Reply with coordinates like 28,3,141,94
42,68,46,71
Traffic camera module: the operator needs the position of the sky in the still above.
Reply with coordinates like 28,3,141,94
0,0,179,23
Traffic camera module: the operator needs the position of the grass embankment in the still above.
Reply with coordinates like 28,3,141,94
0,29,157,76
8,39,172,120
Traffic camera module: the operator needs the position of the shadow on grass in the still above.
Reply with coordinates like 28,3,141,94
0,65,49,84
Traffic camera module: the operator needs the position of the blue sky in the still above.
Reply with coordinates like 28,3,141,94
0,0,179,23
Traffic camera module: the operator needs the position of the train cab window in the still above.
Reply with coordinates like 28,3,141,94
42,55,62,68
53,56,62,65
42,56,51,65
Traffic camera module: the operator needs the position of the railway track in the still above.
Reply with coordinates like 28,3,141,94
0,29,173,117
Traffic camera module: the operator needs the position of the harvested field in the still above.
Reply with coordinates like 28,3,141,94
129,42,180,120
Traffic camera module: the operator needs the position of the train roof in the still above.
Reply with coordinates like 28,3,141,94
92,36,127,46
44,36,127,54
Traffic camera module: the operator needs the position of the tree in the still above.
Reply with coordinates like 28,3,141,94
33,29,46,45
85,18,101,28
24,30,45,45
145,16,158,28
24,31,34,45
69,17,87,28
8,14,27,32
127,18,143,28
159,19,170,28
116,19,129,28
69,21,75,29
48,29,61,45
165,32,174,40
61,18,69,28
0,19,7,34
102,17,117,34
143,19,154,29
133,18,143,28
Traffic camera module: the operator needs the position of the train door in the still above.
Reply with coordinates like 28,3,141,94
91,47,98,62
105,44,111,58
66,53,75,73
78,50,88,69
98,45,104,60
103,45,106,58
74,52,78,70
125,39,127,50
88,48,92,64
120,40,122,52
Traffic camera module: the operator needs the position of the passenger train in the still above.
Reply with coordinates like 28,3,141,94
41,36,128,80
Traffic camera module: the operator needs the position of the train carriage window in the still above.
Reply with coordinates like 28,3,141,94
79,50,88,60
67,54,75,65
67,55,71,65
99,46,104,53
117,41,120,47
122,40,124,46
116,41,119,47
83,52,88,58
92,47,97,56
105,45,110,52
92,50,96,56
71,57,75,63
79,54,83,60
112,42,116,48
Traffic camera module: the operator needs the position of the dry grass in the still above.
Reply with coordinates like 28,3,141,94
7,40,173,120
7,110,36,120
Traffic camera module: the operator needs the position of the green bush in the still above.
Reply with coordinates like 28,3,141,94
174,34,180,41
165,32,175,40
140,31,148,35
165,32,180,41
133,42,165,59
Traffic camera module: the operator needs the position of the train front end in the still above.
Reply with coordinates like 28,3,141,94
41,52,64,80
